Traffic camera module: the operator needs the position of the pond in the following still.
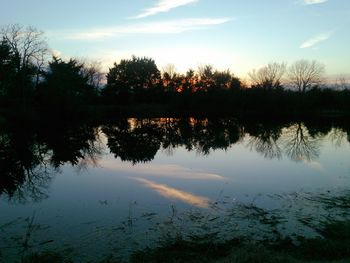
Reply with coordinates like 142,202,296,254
1,117,350,262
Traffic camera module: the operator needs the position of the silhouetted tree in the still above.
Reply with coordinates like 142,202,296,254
38,57,95,112
80,59,105,94
335,77,349,90
162,64,178,93
0,39,17,98
106,56,161,95
213,70,232,89
198,64,214,91
249,62,286,89
182,69,198,93
162,64,177,79
0,24,49,102
288,60,325,93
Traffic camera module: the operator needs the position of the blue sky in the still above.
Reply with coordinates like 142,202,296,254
1,0,349,78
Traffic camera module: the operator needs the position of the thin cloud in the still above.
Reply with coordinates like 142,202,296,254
132,0,199,19
303,0,328,5
64,18,232,40
300,31,333,48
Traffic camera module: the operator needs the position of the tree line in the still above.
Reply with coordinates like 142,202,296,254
1,25,349,117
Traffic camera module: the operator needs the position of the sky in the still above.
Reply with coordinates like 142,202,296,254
1,0,349,78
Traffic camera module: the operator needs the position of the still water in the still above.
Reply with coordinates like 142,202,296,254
1,118,350,262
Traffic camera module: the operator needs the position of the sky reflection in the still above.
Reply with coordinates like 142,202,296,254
101,160,226,180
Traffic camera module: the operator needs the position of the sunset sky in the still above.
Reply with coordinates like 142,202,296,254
1,0,349,78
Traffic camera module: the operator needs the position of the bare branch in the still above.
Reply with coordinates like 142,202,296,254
288,60,325,93
248,62,286,89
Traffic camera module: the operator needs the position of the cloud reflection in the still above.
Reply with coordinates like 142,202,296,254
101,160,225,180
303,160,326,173
134,178,211,208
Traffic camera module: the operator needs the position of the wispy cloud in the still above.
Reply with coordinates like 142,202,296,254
63,18,231,40
132,0,198,19
300,31,333,48
303,0,328,5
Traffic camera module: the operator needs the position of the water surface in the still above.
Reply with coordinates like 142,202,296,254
1,118,350,262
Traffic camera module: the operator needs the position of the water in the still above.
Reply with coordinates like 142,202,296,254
1,118,350,262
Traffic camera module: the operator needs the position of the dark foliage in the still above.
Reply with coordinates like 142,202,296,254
36,57,97,115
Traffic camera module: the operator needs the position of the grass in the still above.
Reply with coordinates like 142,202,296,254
16,221,350,263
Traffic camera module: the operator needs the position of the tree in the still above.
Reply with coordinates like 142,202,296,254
182,69,197,93
198,65,214,90
0,24,49,102
213,70,233,89
335,77,349,90
162,64,178,92
0,24,48,73
0,39,17,97
106,56,160,92
288,60,325,93
162,64,177,80
38,57,94,110
248,62,286,89
79,59,104,93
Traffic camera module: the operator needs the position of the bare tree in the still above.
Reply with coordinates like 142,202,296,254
248,62,286,89
335,76,349,90
0,24,49,92
79,59,105,91
162,64,177,80
0,24,48,71
198,64,214,81
288,60,325,93
161,64,178,92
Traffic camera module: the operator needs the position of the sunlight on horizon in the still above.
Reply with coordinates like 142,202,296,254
1,0,350,78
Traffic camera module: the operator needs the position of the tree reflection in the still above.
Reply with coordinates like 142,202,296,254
283,122,320,162
37,124,102,168
0,122,103,202
0,126,52,202
102,119,162,164
246,123,283,160
102,118,243,162
1,117,349,201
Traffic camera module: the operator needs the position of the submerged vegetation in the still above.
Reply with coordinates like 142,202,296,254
6,218,350,262
1,24,350,119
